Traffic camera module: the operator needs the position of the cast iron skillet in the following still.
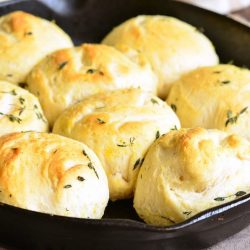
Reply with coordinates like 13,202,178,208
0,0,250,249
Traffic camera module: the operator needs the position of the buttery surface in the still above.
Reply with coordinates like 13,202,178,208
27,43,157,125
134,128,250,226
102,15,218,98
0,132,109,218
0,11,73,85
53,89,180,200
0,80,48,135
167,64,250,139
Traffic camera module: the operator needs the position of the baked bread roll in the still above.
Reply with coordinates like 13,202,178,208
53,89,180,200
27,43,157,125
167,64,250,139
102,15,219,98
134,128,250,226
0,11,73,85
0,132,109,219
0,80,48,135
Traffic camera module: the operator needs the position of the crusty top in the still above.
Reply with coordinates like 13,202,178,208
0,80,48,135
27,43,157,125
0,132,109,218
134,128,250,226
0,11,73,85
167,64,250,139
53,88,180,200
102,15,218,98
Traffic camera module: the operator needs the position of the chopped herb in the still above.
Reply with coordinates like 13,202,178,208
88,162,99,179
18,107,25,116
58,61,68,70
171,125,178,131
117,137,136,147
235,191,246,197
34,104,38,109
86,69,97,74
214,197,225,201
35,112,47,123
221,80,231,84
8,114,22,123
213,71,221,74
183,211,192,216
133,158,141,170
64,185,72,189
155,130,160,140
129,137,135,145
18,82,28,88
24,31,33,36
140,158,145,167
170,104,177,112
0,89,17,96
77,176,85,182
225,107,248,127
151,98,158,104
19,97,25,105
96,118,105,124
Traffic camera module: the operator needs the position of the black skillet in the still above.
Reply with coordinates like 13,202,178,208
0,0,250,249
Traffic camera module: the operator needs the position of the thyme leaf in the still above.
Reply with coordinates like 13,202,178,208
155,130,160,140
96,118,105,124
58,61,68,70
88,162,99,179
225,107,248,127
133,158,141,170
170,104,177,112
64,184,72,189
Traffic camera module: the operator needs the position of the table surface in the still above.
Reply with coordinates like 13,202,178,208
0,4,250,250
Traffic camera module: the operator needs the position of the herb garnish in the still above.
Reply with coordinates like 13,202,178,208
0,89,17,96
171,125,178,131
221,80,230,85
24,31,33,36
155,130,160,140
19,97,25,105
64,184,72,189
77,176,85,182
88,162,99,179
133,158,141,170
18,82,28,88
225,107,248,127
213,71,221,74
86,69,97,74
183,211,192,216
160,216,175,224
117,137,136,147
151,98,158,104
58,61,68,70
0,112,22,123
214,191,247,201
96,118,105,124
170,104,177,112
35,111,47,123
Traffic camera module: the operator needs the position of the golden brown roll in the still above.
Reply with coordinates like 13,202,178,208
167,64,250,139
53,88,180,200
134,128,250,226
0,80,48,135
0,11,73,85
102,15,219,98
27,43,157,125
0,132,109,218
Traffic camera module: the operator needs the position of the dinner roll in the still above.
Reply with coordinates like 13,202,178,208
0,132,109,219
134,128,250,226
0,80,48,135
102,15,219,98
27,43,157,125
0,11,73,85
53,89,180,200
167,64,250,139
